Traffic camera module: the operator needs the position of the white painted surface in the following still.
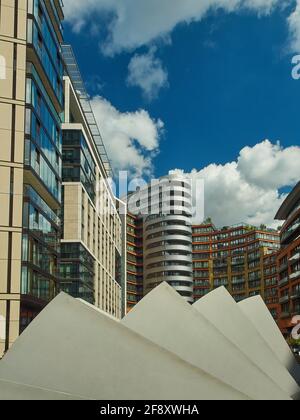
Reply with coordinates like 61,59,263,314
0,293,247,401
122,283,290,400
239,296,300,385
0,379,87,400
193,287,300,398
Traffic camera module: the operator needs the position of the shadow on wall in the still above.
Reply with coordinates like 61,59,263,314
0,55,6,80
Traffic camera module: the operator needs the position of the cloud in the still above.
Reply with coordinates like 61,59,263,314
237,140,300,189
170,140,300,228
90,96,164,177
63,0,294,56
127,48,169,100
288,0,300,53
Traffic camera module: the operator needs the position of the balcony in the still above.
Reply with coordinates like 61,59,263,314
234,295,247,303
231,279,246,285
279,296,289,304
290,270,300,281
289,253,300,262
291,292,300,300
279,277,289,287
281,222,300,244
279,262,288,273
213,262,228,268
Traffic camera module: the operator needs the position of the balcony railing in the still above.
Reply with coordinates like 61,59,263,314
290,253,300,262
279,262,288,273
279,277,289,287
290,270,300,281
279,296,289,304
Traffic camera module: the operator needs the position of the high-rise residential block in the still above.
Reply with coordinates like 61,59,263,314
125,169,282,316
126,212,143,312
59,67,125,320
275,181,300,335
126,174,194,306
192,223,280,319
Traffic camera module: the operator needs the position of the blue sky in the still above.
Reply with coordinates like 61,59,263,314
63,0,300,227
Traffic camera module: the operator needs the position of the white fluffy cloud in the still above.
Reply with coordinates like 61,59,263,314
170,140,300,228
288,0,300,53
127,48,169,100
90,96,164,176
63,0,296,56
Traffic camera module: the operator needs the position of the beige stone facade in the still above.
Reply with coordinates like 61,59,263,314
0,0,28,357
61,77,123,319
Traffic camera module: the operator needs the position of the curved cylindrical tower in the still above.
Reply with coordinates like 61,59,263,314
140,174,194,303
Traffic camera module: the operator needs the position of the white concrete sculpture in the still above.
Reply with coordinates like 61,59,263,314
193,287,300,399
0,285,299,400
238,295,300,385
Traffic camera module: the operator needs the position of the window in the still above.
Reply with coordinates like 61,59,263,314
34,208,39,225
36,120,41,140
38,32,43,52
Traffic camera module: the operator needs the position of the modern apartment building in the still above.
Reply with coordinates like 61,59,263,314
192,223,280,318
125,215,280,317
275,181,300,335
59,55,125,319
0,3,125,357
126,212,143,312
126,174,194,306
0,0,64,357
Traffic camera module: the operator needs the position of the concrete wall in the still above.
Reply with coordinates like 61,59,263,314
239,295,300,385
0,378,86,400
0,293,248,400
122,283,291,400
193,286,299,398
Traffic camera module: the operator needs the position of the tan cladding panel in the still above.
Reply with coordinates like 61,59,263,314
63,184,82,241
0,230,22,294
0,0,27,40
0,102,25,163
0,40,26,100
0,166,23,228
0,297,21,358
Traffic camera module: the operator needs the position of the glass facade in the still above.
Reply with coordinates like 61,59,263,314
62,130,96,203
20,0,64,332
25,67,62,202
27,0,64,104
60,243,95,304
21,185,60,301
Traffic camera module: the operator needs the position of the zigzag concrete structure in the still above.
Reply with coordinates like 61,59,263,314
238,296,300,384
122,284,293,400
0,285,299,400
193,287,300,399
